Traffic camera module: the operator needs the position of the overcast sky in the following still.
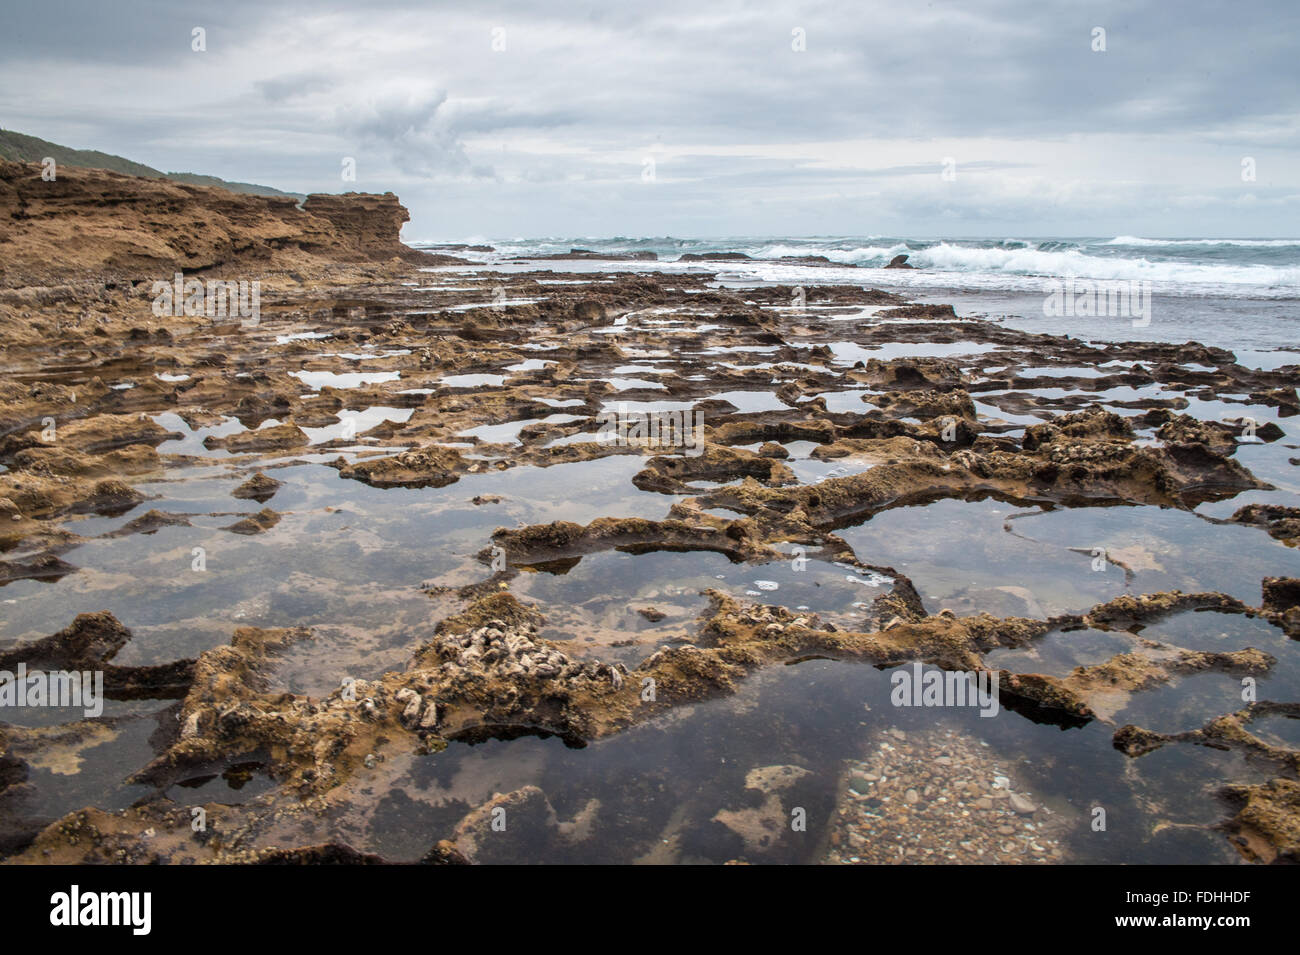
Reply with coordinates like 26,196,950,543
3,0,1297,239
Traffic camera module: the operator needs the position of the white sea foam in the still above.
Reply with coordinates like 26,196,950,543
1104,236,1300,248
452,235,1300,299
729,240,1300,289
727,244,1300,294
899,243,1300,287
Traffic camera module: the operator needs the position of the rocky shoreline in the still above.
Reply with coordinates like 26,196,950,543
0,162,1297,864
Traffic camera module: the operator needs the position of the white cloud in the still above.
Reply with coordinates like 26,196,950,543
1,0,1296,236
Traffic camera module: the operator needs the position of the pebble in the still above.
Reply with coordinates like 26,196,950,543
821,727,1069,865
1009,793,1038,814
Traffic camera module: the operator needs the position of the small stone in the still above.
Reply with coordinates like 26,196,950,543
904,789,919,804
975,797,993,810
1008,793,1038,814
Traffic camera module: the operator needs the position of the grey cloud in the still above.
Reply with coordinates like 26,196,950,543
255,71,338,103
335,89,493,178
1,0,1296,235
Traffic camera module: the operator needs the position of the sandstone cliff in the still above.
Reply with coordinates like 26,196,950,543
0,160,451,285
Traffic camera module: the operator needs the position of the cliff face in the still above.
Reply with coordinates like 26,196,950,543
0,160,435,284
297,192,418,263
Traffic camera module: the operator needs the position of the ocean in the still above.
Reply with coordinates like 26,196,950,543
414,236,1300,366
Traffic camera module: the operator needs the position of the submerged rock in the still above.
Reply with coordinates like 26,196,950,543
232,471,283,502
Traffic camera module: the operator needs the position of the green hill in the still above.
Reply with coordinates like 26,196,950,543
0,128,303,199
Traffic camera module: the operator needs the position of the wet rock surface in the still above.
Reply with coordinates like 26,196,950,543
0,215,1297,864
